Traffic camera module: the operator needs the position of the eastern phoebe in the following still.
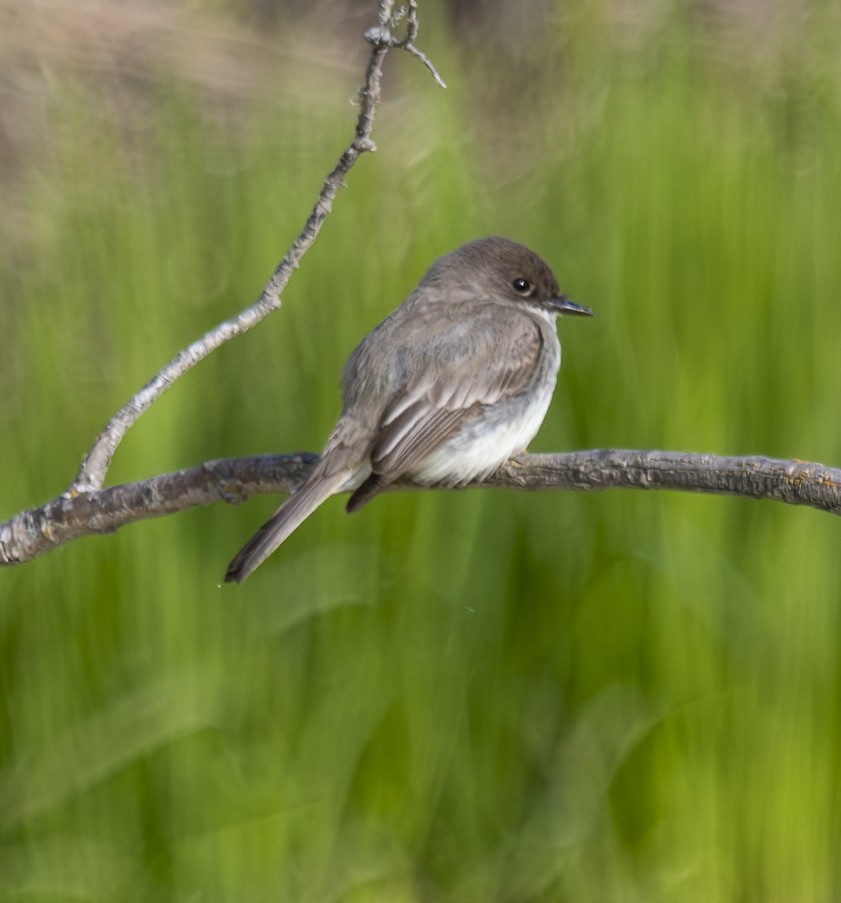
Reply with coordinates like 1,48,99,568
225,237,592,583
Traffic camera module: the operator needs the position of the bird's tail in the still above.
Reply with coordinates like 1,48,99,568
224,469,350,584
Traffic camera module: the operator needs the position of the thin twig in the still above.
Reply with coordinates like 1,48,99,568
2,450,840,566
6,6,834,575
365,0,446,88
69,0,444,494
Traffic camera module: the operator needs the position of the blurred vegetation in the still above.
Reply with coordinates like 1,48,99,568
2,0,841,899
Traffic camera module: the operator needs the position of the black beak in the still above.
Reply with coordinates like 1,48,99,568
545,295,594,317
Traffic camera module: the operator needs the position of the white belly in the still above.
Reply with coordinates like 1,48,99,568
408,372,557,487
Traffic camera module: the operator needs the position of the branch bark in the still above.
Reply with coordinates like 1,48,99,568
2,450,840,567
4,4,838,574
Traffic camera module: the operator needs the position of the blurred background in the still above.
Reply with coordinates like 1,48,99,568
2,0,841,899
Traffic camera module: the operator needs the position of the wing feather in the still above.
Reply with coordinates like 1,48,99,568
370,307,545,476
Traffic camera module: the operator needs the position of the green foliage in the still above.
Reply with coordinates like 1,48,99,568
3,3,841,899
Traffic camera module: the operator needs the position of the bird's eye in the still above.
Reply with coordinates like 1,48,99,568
512,277,532,295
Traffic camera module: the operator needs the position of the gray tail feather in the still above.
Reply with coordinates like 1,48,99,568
224,470,349,584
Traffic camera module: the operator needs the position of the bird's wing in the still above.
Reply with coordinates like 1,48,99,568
369,305,545,476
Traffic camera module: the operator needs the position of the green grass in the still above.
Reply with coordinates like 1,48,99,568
3,3,841,900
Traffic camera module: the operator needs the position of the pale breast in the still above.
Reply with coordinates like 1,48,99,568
409,316,561,486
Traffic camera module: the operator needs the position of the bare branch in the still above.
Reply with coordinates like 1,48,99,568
2,450,840,567
483,450,841,513
7,7,833,576
69,0,444,494
365,0,446,88
401,42,447,88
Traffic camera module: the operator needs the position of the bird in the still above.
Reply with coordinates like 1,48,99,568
224,236,592,583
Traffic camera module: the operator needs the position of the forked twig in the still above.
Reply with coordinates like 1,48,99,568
2,451,840,566
2,2,838,572
69,0,444,495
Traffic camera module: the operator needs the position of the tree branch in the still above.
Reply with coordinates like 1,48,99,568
68,0,444,494
6,6,837,574
2,450,840,567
